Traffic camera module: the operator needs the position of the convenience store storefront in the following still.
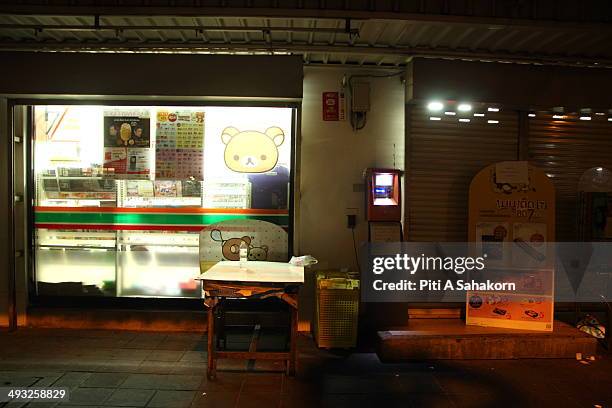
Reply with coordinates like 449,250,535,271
0,51,303,327
5,52,612,330
34,105,294,298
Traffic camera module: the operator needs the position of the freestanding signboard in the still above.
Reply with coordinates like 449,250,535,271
466,162,555,331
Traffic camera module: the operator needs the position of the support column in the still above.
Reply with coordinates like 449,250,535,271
0,98,15,329
13,106,27,327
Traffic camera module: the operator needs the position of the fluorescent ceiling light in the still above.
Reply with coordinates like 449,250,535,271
444,111,456,116
427,101,444,111
487,107,499,112
458,103,472,112
552,115,565,119
429,116,441,121
528,113,536,117
459,118,470,123
487,120,499,124
473,113,485,117
579,116,592,121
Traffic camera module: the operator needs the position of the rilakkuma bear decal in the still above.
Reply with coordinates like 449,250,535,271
221,126,285,173
247,245,269,261
209,229,270,261
210,229,252,261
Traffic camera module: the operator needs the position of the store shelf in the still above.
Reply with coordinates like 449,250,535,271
37,245,116,250
42,176,107,179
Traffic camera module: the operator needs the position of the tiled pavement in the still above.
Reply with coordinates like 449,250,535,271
0,328,611,408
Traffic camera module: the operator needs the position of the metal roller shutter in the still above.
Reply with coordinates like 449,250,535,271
407,106,519,242
528,113,612,241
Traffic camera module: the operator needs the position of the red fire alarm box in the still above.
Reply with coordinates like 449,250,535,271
366,168,402,222
322,91,339,121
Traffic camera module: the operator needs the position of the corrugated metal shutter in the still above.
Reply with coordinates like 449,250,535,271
528,113,612,241
407,107,518,241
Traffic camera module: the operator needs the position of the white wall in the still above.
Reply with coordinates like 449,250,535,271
298,66,405,328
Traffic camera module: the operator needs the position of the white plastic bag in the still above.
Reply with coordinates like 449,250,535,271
289,255,318,267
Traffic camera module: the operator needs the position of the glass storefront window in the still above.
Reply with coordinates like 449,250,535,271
33,105,294,298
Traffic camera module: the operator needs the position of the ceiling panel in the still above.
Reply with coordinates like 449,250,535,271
0,13,610,67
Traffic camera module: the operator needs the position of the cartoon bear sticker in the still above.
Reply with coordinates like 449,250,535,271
247,245,268,261
221,126,285,173
210,229,251,261
209,229,270,261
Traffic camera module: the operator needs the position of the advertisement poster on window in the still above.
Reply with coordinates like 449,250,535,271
154,180,178,197
103,109,151,178
126,148,151,177
126,181,154,198
104,116,150,148
467,162,555,331
155,110,204,180
103,147,127,176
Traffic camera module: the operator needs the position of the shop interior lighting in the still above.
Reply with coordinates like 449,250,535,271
487,107,500,112
458,118,470,123
473,113,485,117
444,111,456,116
608,118,612,122
427,101,444,111
458,103,472,112
552,115,565,119
579,116,592,121
596,167,604,172
528,113,536,117
595,112,606,116
487,120,499,124
429,116,441,121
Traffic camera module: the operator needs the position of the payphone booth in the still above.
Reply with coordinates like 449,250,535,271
365,168,403,242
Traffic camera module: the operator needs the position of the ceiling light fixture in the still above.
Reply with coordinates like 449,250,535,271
427,101,444,111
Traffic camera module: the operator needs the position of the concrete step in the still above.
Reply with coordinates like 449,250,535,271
377,319,598,361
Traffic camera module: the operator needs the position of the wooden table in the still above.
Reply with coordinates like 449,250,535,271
197,261,304,380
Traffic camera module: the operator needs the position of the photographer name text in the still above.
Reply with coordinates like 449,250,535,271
372,279,516,292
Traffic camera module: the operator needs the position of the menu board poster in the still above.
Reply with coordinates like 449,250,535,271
155,109,204,180
104,116,150,148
